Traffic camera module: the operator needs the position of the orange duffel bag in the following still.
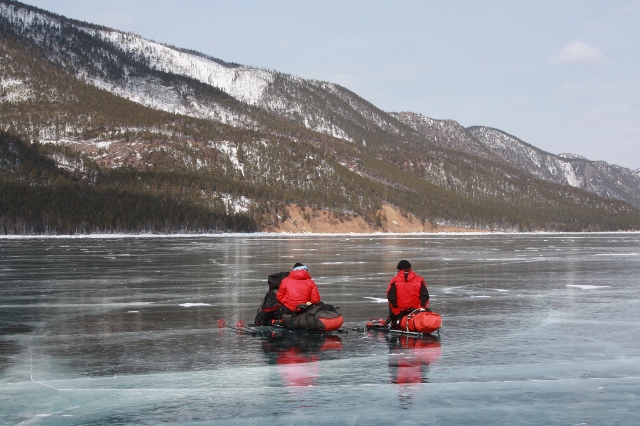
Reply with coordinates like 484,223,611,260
398,309,442,334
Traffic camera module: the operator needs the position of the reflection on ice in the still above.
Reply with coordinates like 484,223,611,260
261,333,343,389
388,334,442,407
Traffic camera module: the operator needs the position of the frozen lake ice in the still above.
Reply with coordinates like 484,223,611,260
1,233,639,425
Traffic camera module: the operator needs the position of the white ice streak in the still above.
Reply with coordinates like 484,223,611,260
364,297,388,303
179,303,212,307
567,285,611,289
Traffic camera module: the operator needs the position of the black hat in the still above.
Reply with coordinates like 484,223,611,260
397,260,411,270
293,262,304,269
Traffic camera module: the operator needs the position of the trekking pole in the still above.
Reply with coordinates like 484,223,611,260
217,319,257,336
234,320,269,335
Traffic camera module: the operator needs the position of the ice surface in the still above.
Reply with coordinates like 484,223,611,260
1,233,640,424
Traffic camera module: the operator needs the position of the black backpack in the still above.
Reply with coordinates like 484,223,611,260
254,272,289,325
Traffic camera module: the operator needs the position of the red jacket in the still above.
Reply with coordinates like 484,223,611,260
276,270,321,312
387,269,429,316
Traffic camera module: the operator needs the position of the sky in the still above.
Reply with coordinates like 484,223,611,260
22,0,640,170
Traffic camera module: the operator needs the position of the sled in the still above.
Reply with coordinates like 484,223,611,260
365,309,442,336
253,271,343,334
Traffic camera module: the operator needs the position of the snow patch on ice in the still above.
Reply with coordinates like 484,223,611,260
567,285,610,290
364,297,387,303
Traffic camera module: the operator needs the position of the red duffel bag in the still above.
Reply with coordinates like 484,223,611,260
398,309,442,334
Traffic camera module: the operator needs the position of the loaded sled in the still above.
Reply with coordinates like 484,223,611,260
367,308,442,336
254,271,344,334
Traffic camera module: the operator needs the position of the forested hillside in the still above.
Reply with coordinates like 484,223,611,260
1,0,639,234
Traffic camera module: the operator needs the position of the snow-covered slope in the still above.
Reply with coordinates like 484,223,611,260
0,2,405,144
467,126,582,186
0,2,260,126
468,126,640,208
394,111,640,209
2,1,639,212
85,29,274,106
392,112,495,159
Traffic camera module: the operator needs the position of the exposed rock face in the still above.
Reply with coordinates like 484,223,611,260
267,204,484,234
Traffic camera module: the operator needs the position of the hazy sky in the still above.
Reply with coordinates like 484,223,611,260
22,0,640,170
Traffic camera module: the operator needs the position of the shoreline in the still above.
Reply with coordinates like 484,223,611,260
2,230,639,239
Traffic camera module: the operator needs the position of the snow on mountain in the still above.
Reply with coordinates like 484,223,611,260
468,126,640,208
3,1,639,213
558,153,587,161
1,2,272,105
392,112,495,159
83,29,274,106
314,81,403,134
1,2,258,126
85,73,253,127
1,2,405,145
0,2,60,32
467,126,582,187
0,77,33,103
212,140,244,176
395,110,640,209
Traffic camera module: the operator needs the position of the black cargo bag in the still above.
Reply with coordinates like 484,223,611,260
292,302,344,333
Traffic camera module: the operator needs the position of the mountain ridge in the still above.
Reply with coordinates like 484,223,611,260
1,0,639,234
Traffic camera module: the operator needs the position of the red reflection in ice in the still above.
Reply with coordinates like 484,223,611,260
262,334,343,389
388,334,442,405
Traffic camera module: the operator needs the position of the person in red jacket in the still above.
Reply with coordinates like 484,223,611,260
387,260,429,321
276,263,321,313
